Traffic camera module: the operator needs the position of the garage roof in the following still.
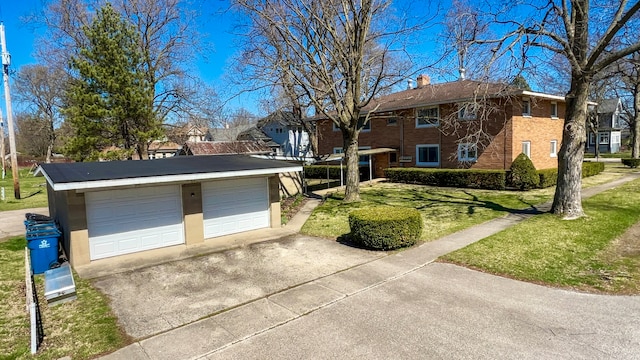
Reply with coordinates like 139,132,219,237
38,155,302,191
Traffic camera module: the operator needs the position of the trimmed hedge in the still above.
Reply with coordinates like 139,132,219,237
507,153,539,190
621,158,640,168
536,162,606,188
582,161,605,177
384,168,506,190
304,165,343,179
537,168,558,188
349,206,422,250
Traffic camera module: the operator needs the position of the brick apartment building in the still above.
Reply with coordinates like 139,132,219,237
314,77,565,178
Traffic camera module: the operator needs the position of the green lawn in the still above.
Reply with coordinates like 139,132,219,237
301,182,553,241
0,168,49,211
442,178,640,294
0,237,127,359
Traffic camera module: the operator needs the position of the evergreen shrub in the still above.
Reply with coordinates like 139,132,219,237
348,206,422,250
507,153,539,190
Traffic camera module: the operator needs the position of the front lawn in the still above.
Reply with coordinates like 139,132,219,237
442,178,640,294
301,183,553,241
0,169,49,211
0,237,127,359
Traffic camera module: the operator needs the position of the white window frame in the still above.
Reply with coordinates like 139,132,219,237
589,132,596,145
332,122,340,132
522,99,531,117
550,102,558,119
457,143,478,162
550,140,558,157
522,141,531,158
458,103,477,121
333,147,343,154
416,144,440,167
599,132,610,144
416,106,440,128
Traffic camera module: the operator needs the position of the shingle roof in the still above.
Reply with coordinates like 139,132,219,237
597,99,620,114
183,141,272,155
38,155,301,190
362,80,517,113
257,110,302,128
237,127,272,142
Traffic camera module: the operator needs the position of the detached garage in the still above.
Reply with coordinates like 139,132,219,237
37,155,302,267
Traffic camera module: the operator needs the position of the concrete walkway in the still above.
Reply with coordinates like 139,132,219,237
97,173,640,360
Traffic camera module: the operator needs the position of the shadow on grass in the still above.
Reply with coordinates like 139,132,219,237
24,189,43,199
413,190,546,215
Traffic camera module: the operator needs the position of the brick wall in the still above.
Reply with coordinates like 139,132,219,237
315,97,564,172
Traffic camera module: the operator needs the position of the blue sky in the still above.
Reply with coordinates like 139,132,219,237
0,0,453,121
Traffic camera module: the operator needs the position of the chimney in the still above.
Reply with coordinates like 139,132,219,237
417,74,430,87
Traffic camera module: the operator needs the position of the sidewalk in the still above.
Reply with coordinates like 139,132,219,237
99,173,640,360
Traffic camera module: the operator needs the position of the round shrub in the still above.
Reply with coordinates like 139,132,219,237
508,153,539,190
348,206,423,250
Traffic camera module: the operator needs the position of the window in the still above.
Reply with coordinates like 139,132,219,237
387,117,398,126
457,143,478,162
522,99,531,117
522,141,531,158
550,140,558,157
333,147,343,154
416,144,440,166
589,133,596,145
599,133,609,144
416,106,439,127
550,102,558,119
458,104,477,121
358,146,371,165
358,118,371,132
389,153,398,163
332,122,340,132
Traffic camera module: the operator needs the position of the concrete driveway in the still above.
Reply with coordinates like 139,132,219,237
92,234,385,339
206,263,640,359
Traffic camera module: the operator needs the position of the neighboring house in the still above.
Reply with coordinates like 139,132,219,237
586,98,624,154
147,140,181,159
37,155,301,267
238,111,312,157
186,125,214,142
177,140,273,156
314,77,565,177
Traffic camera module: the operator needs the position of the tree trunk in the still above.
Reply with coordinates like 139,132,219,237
632,83,640,159
343,127,360,202
552,78,590,219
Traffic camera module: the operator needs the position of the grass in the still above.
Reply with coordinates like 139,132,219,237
0,168,49,211
584,150,631,158
441,178,640,294
0,237,127,359
301,182,552,241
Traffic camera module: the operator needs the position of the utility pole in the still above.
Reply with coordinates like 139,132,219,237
0,108,5,179
0,22,20,199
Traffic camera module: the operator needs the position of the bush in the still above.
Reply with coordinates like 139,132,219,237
582,161,605,176
621,158,640,168
507,153,539,190
537,168,558,188
348,206,422,250
384,168,506,190
536,162,606,188
304,165,343,179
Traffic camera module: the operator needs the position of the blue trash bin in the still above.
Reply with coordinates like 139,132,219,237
27,232,60,275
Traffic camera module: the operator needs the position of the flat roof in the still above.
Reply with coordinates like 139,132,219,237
38,155,302,191
321,148,397,162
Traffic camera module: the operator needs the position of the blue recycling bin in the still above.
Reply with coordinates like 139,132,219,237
27,232,60,275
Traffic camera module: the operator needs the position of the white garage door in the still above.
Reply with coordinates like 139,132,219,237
86,185,185,260
202,177,270,238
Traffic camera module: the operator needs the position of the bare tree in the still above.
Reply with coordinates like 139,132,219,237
234,0,423,201
13,65,67,162
478,1,640,219
30,0,210,132
610,52,640,158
